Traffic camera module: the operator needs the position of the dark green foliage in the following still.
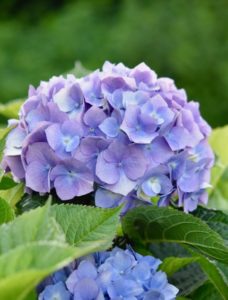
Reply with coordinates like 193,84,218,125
122,206,228,298
0,176,18,190
190,282,222,300
0,0,227,126
193,206,228,244
122,206,228,263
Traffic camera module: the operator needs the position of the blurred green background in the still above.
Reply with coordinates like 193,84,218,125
0,0,227,127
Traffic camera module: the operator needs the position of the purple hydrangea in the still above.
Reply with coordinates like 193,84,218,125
2,62,214,212
38,247,178,300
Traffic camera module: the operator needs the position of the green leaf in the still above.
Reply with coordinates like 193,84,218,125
0,176,18,190
16,193,48,214
169,261,206,296
122,206,228,263
0,99,24,119
195,255,228,299
160,257,198,277
0,204,120,299
0,197,14,224
51,204,121,256
185,248,228,300
149,242,190,259
193,206,228,244
191,282,223,300
0,126,12,162
148,243,206,296
0,182,24,208
0,169,4,181
216,262,228,278
154,249,228,298
23,289,36,300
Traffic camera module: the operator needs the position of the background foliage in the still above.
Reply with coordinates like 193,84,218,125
0,2,227,298
0,0,227,127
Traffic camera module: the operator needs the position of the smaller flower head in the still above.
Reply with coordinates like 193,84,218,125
38,247,179,300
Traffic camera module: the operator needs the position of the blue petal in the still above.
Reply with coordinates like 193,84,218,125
99,117,120,138
39,282,71,300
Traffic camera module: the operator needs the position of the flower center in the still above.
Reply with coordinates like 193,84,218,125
63,136,71,145
150,178,161,194
74,102,80,108
151,111,163,124
117,162,123,168
68,170,76,178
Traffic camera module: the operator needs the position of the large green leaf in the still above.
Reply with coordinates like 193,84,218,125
122,206,228,263
193,206,228,245
0,203,120,300
51,204,121,257
0,197,14,224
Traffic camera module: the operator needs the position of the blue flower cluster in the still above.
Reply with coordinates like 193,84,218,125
38,247,178,300
2,62,214,212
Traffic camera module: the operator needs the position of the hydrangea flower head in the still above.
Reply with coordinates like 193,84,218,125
2,62,214,212
38,247,178,300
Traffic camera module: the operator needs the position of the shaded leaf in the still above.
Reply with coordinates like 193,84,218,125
149,242,190,258
193,206,228,244
0,175,18,190
0,197,14,224
171,262,206,296
16,193,48,214
191,282,223,300
216,262,228,279
148,243,206,296
122,206,228,263
187,250,228,300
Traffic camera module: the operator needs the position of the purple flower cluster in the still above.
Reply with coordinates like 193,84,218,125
2,62,214,212
38,247,178,300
